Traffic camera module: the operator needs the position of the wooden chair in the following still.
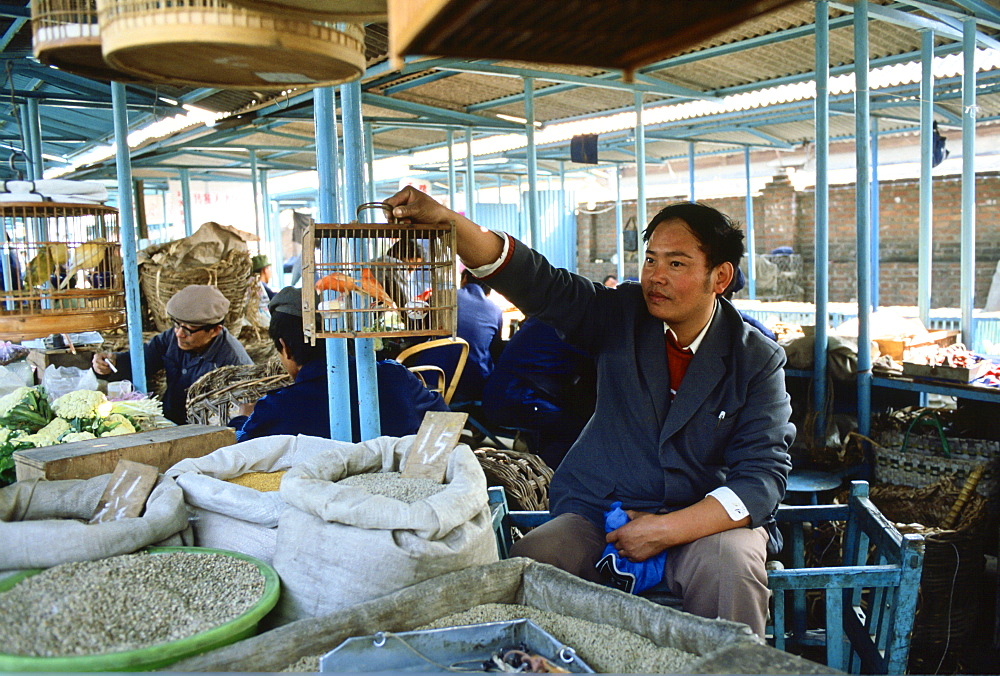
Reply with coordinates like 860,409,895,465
396,336,469,405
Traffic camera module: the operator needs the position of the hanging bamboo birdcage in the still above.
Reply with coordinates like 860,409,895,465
302,207,457,340
0,203,124,341
223,0,385,23
31,0,143,82
96,0,366,89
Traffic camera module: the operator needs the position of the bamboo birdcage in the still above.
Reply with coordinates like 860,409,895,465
0,202,124,341
96,0,366,89
302,209,457,340
31,0,144,82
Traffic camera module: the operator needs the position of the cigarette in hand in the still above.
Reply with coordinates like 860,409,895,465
103,357,118,373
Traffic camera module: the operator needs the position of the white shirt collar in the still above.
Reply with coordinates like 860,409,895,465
664,299,718,354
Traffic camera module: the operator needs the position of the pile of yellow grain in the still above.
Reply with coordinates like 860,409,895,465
225,470,286,492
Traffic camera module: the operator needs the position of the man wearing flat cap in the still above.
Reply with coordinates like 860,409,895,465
227,286,449,441
93,284,252,424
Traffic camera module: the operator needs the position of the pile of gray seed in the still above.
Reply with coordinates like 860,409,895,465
280,603,697,673
337,471,445,504
0,552,266,658
418,603,697,674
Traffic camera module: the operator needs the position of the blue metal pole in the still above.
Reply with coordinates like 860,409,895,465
111,81,147,394
341,79,380,441
870,117,880,310
180,168,193,237
18,104,33,181
854,0,873,439
260,169,283,290
688,142,696,201
315,86,353,442
249,149,261,243
635,92,647,280
918,30,934,328
466,128,477,222
26,98,43,180
961,19,976,347
525,77,540,250
615,166,624,282
364,121,375,204
744,147,757,299
815,0,831,445
447,129,456,210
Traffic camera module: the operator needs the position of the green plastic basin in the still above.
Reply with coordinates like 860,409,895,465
0,546,280,672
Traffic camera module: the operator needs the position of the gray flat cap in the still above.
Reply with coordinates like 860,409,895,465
166,284,229,325
269,286,303,317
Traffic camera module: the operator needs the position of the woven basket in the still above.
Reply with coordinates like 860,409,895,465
866,479,989,674
473,447,553,512
871,409,999,499
185,359,291,426
138,249,252,335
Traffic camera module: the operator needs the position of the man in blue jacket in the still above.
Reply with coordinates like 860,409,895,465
93,284,251,424
385,189,793,637
229,286,449,442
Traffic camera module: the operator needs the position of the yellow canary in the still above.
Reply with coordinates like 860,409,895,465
59,238,108,289
23,247,55,288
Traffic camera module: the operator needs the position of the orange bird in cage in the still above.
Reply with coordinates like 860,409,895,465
315,272,358,293
360,268,397,308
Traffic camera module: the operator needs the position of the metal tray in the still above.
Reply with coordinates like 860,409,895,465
319,618,594,672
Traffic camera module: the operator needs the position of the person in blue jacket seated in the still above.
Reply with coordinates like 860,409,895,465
228,286,449,442
384,188,793,638
723,268,777,341
408,267,503,404
481,316,596,468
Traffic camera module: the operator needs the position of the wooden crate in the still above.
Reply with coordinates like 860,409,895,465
875,330,959,361
901,359,991,384
13,424,235,481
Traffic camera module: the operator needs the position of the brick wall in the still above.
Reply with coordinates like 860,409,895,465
577,172,1000,308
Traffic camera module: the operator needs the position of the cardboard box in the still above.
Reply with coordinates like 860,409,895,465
901,359,991,384
875,330,959,361
13,424,236,481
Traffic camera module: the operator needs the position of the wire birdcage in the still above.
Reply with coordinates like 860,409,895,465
302,204,457,340
0,202,124,341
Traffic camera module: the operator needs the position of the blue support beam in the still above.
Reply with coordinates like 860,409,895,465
854,0,873,441
466,127,477,222
961,18,977,347
112,82,146,395
918,30,934,327
525,78,539,249
744,146,757,300
814,0,831,445
635,92,647,281
314,86,353,442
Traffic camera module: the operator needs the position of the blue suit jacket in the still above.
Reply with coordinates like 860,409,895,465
483,237,794,534
232,359,449,442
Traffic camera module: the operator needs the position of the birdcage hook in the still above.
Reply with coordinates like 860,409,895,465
355,201,397,224
6,148,28,181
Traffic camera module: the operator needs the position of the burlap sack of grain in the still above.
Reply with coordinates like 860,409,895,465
165,434,337,563
272,435,498,624
171,559,825,675
0,475,188,571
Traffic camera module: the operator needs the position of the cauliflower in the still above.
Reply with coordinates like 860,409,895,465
52,390,111,420
17,417,74,447
61,431,97,443
100,413,136,437
0,386,54,431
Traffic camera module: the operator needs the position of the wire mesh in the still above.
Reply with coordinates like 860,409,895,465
302,220,457,340
0,203,124,340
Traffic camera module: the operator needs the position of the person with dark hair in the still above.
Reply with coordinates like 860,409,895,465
93,284,252,424
384,188,793,637
602,274,618,288
229,286,449,442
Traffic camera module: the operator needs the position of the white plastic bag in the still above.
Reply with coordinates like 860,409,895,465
42,364,99,401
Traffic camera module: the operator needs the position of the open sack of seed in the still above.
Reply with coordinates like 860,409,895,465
272,435,498,625
165,434,338,563
0,475,189,572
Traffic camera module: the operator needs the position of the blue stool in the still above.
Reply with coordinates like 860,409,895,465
785,469,841,505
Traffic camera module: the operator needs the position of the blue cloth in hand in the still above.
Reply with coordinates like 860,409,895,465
594,501,667,594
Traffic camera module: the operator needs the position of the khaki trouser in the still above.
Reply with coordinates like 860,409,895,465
509,512,770,637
